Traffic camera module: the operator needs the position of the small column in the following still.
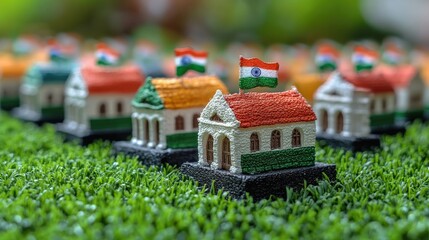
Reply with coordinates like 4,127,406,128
211,135,220,170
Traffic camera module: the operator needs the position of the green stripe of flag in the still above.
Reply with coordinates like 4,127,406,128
176,64,205,77
239,77,278,90
355,63,374,72
317,61,337,72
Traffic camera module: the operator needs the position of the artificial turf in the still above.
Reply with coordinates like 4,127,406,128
0,113,428,239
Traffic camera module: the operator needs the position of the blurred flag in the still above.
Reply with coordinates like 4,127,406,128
175,48,207,77
382,42,405,65
239,57,279,90
315,43,340,72
96,43,120,66
352,45,379,72
48,39,76,62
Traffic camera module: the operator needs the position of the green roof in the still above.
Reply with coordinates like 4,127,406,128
132,77,164,110
23,62,74,86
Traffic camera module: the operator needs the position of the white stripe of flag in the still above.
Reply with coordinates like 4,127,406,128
175,55,207,67
240,66,278,79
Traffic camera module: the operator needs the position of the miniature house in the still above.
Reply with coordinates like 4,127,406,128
314,70,396,135
198,89,317,174
13,62,73,123
61,63,144,137
314,72,371,137
131,76,228,150
385,65,425,123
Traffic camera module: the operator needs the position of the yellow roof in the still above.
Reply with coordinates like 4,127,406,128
291,73,327,103
0,51,47,79
152,76,228,109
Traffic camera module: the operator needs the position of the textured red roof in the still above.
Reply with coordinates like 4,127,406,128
387,65,417,87
341,68,395,93
81,62,145,94
224,90,316,128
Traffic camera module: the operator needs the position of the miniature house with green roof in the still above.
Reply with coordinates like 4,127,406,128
130,76,228,150
12,62,73,123
198,88,317,174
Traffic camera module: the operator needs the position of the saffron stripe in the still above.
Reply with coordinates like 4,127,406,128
239,57,279,70
175,48,208,58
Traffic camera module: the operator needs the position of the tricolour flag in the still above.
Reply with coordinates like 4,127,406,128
95,43,120,66
315,44,340,72
383,43,404,65
352,45,379,72
239,57,279,90
48,39,75,62
175,48,208,77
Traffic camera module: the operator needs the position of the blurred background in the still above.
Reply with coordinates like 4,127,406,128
0,0,429,45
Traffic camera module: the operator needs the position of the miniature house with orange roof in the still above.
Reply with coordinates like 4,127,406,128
57,62,144,143
130,76,228,150
0,54,30,110
198,88,317,174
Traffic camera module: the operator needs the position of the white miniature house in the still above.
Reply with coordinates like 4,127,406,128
198,89,317,174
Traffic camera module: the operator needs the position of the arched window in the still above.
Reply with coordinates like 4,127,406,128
271,130,281,149
292,129,301,147
382,98,388,112
192,114,199,129
210,114,222,122
47,93,54,105
2,89,8,97
321,109,328,132
336,112,344,134
206,135,214,165
222,137,231,170
175,115,184,130
370,100,375,113
99,103,107,117
250,133,260,152
116,102,123,115
154,120,160,145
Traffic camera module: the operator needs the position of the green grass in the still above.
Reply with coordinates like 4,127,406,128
0,113,428,239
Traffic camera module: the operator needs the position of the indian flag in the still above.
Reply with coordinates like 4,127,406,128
175,48,207,77
383,43,404,65
48,39,75,62
315,44,340,72
96,43,120,66
239,57,279,90
352,45,379,72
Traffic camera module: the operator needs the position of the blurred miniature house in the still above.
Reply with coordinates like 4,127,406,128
12,40,76,124
313,72,380,151
198,89,317,174
56,48,144,145
133,40,165,77
181,57,336,200
113,48,228,166
0,38,46,111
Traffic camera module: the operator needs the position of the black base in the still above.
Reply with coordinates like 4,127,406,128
316,133,380,152
370,124,406,136
181,162,336,201
112,141,198,167
56,123,131,146
11,107,63,126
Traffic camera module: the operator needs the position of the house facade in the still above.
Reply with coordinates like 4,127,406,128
198,89,317,174
314,72,371,137
18,62,72,120
63,63,144,133
131,76,228,150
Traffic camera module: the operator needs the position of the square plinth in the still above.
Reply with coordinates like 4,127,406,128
112,141,198,167
56,123,132,146
11,107,63,126
180,162,336,201
316,133,381,152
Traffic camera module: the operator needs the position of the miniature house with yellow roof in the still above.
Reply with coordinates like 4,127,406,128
130,76,228,149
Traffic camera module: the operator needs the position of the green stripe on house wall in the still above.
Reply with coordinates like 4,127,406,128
166,132,198,149
395,109,424,121
89,117,132,131
41,106,64,119
370,112,395,127
0,97,20,109
241,146,315,174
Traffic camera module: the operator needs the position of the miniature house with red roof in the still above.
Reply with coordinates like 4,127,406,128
57,62,144,144
198,88,317,174
315,68,398,135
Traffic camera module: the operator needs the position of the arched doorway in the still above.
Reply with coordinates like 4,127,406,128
206,135,214,165
321,109,328,132
336,112,344,134
143,119,149,143
221,137,231,170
